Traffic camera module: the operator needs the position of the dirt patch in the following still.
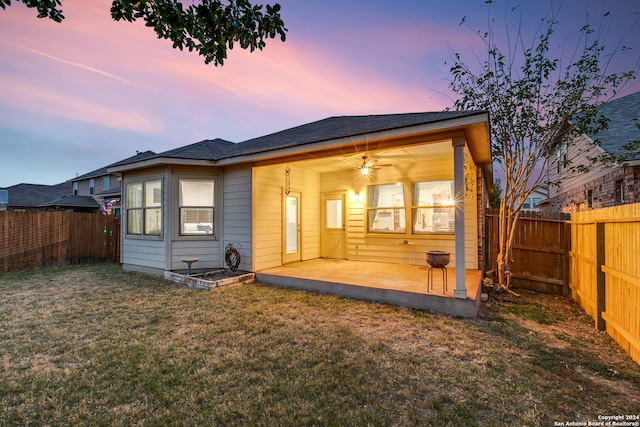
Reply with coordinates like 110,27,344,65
195,269,250,281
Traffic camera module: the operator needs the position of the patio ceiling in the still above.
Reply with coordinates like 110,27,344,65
278,140,454,174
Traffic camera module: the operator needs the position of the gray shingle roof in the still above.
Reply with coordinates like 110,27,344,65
234,111,482,156
141,111,483,163
39,195,100,208
154,138,236,161
6,182,72,208
591,91,640,160
73,150,157,181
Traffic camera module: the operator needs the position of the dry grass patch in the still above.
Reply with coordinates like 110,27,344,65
1,264,639,426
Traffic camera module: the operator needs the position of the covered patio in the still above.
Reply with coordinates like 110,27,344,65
256,259,483,318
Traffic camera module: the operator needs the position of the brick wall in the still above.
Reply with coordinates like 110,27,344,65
546,166,640,213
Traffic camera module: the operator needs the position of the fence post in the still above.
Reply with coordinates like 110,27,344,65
596,222,606,331
562,222,571,297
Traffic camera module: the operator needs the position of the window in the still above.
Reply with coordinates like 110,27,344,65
102,176,110,191
367,183,406,233
523,198,531,210
89,179,95,195
126,179,162,236
556,145,568,173
412,181,455,234
179,179,214,236
587,190,593,208
73,182,78,196
615,179,624,203
533,197,541,207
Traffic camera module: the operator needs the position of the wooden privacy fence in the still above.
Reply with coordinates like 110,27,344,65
570,203,640,365
485,209,571,295
0,211,120,272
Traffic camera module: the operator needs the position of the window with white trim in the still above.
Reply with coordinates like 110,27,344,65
412,180,455,234
615,179,624,203
367,183,406,233
179,179,214,236
89,178,95,195
126,179,162,236
102,176,110,191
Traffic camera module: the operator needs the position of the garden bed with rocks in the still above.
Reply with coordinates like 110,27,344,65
164,269,255,290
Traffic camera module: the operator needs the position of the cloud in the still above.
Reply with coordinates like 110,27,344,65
160,36,443,121
2,41,133,85
0,76,163,133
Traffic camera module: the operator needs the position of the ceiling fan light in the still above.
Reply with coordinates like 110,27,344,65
361,166,369,176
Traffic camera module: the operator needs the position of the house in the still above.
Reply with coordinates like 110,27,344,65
109,111,492,316
3,182,72,211
1,182,99,212
0,188,7,210
546,91,640,213
522,186,548,211
71,150,156,216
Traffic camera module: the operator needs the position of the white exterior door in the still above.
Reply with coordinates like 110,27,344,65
322,192,346,259
283,191,301,264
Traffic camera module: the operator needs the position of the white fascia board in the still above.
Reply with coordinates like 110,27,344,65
108,158,216,174
216,112,489,166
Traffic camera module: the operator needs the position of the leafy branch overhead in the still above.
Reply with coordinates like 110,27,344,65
0,0,288,65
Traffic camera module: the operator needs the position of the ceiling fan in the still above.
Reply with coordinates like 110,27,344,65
357,155,391,176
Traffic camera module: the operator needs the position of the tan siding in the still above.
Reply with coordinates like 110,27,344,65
319,151,479,269
299,167,320,260
253,164,321,270
550,134,610,198
253,166,283,270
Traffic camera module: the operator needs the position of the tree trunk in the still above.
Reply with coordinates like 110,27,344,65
496,198,509,287
495,203,521,297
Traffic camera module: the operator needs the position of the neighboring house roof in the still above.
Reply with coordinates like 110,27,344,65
72,150,157,181
39,195,100,209
6,182,72,208
589,91,640,160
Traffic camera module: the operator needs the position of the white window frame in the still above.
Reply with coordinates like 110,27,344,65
102,176,110,191
411,180,455,235
366,183,406,234
178,179,215,237
615,179,625,203
125,179,163,237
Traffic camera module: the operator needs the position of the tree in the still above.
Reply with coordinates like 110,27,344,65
448,2,637,292
0,0,287,65
490,179,502,209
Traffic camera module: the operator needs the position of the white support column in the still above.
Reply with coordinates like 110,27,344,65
452,137,467,299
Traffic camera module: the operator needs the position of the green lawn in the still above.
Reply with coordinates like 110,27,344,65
1,264,638,426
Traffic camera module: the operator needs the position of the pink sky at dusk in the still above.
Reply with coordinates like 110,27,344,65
1,0,638,187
